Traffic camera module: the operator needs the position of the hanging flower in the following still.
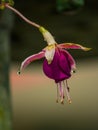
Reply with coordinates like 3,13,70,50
0,0,91,105
18,26,91,104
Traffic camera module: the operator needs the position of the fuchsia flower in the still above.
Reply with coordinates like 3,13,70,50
0,1,91,105
18,27,91,104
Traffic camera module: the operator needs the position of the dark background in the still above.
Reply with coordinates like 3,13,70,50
11,0,98,62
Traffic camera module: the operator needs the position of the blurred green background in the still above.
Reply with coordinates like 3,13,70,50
1,0,98,130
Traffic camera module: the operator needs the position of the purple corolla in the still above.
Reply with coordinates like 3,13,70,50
18,26,91,104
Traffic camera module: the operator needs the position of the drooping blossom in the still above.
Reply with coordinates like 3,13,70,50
18,26,91,104
0,1,91,105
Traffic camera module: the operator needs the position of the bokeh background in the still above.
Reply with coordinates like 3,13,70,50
11,59,98,130
1,0,98,130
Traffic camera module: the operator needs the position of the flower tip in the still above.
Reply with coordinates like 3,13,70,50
61,99,64,105
84,47,92,51
17,70,21,75
56,99,59,103
68,100,72,104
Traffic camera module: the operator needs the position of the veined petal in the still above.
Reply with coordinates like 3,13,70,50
58,43,91,51
18,51,45,74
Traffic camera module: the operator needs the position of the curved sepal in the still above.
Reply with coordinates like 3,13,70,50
58,43,91,51
18,51,45,74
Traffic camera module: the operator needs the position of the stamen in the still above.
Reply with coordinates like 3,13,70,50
59,82,64,104
56,82,64,104
56,83,59,103
59,82,62,97
63,80,72,104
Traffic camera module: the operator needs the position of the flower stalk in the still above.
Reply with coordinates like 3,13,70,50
2,3,56,45
5,4,40,28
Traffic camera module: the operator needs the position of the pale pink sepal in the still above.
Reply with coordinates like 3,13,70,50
19,51,45,73
58,43,91,51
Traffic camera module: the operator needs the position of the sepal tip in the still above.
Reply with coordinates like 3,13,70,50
17,70,21,75
84,47,92,51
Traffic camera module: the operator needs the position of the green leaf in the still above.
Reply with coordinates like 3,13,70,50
56,0,84,13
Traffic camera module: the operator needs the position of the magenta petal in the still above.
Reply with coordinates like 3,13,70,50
43,48,71,83
62,49,76,70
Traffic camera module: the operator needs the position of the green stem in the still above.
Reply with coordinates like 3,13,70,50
0,8,13,130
